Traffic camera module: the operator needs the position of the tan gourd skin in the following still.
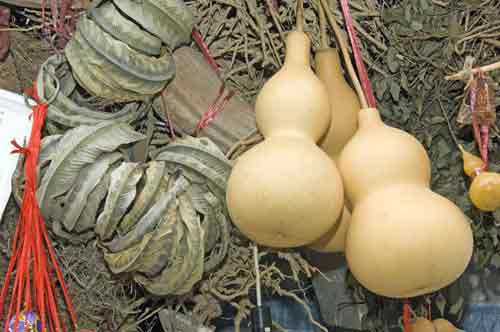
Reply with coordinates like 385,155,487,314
469,172,500,211
226,31,344,248
307,49,360,253
316,49,360,162
339,108,473,298
432,318,464,332
411,317,436,332
309,206,350,252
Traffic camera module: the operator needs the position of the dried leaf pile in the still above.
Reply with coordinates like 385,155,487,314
64,0,194,101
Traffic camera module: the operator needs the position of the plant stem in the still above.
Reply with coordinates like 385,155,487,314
318,0,328,49
445,60,500,80
296,0,304,32
318,0,367,108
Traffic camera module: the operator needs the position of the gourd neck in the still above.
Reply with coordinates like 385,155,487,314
316,48,344,83
283,31,311,69
358,108,383,129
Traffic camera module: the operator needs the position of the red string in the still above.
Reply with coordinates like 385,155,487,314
195,84,234,135
403,299,411,332
0,82,77,332
339,0,377,108
192,28,221,78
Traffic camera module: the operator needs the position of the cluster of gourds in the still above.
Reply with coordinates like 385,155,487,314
226,0,473,300
460,146,500,211
64,0,194,102
20,116,232,296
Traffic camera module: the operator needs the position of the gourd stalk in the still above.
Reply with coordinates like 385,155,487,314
318,0,367,109
296,0,304,32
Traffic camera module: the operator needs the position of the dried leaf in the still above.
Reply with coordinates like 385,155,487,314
95,162,143,240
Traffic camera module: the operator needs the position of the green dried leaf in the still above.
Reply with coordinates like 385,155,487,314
104,173,189,252
174,194,204,294
74,164,115,233
90,1,162,56
112,0,194,49
37,122,145,218
104,232,154,274
133,204,179,277
95,162,143,240
120,161,166,234
390,80,401,102
134,220,188,295
63,152,123,232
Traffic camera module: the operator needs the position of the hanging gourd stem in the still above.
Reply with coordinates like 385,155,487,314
318,1,328,49
337,0,376,108
318,0,367,109
296,0,305,32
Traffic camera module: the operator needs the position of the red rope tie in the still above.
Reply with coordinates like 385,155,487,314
10,139,29,155
339,0,377,108
403,299,411,332
192,28,221,78
195,84,235,136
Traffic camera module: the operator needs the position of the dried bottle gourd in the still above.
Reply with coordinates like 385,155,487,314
459,145,500,211
339,108,473,298
309,5,359,253
226,2,344,248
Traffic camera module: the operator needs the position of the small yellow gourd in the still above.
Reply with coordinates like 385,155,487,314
339,108,473,298
411,317,436,332
225,2,344,248
469,172,500,211
432,318,464,332
308,4,359,253
459,146,500,211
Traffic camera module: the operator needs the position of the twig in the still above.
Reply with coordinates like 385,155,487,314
264,0,285,42
445,60,500,80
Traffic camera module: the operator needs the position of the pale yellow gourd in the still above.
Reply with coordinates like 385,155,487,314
411,317,436,332
432,318,464,332
339,108,473,298
459,146,500,211
225,2,344,248
308,4,359,253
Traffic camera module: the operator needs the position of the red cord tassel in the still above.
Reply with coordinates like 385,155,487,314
403,299,411,332
339,0,377,108
0,82,77,332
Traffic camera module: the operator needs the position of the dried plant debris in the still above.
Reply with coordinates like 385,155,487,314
64,0,194,101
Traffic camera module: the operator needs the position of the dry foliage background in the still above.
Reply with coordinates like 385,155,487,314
1,0,499,331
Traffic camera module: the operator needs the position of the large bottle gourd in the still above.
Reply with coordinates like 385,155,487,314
339,109,473,298
308,5,359,253
226,6,344,248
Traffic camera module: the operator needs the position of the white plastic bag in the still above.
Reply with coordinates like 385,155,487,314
0,89,33,220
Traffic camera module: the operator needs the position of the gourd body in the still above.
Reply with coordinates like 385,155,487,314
469,172,500,211
226,31,344,248
432,318,463,332
339,108,473,298
308,206,350,252
307,48,360,253
315,48,360,162
411,318,435,332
